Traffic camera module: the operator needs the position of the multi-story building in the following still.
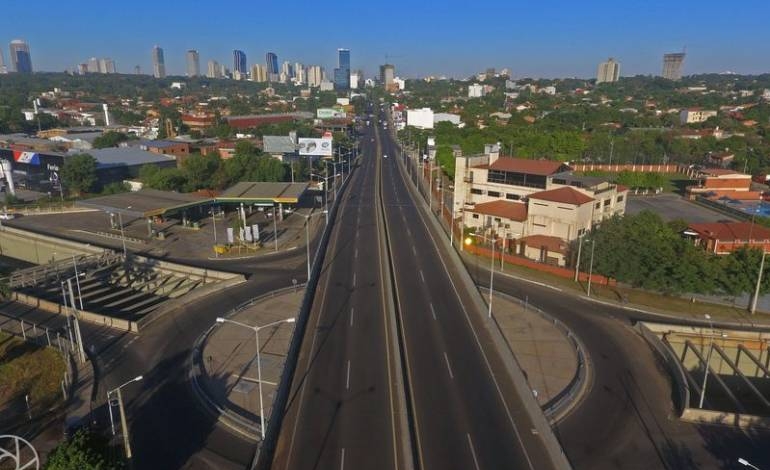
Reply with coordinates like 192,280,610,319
233,50,247,75
307,65,323,87
87,57,99,73
596,57,620,84
0,50,6,74
186,50,200,77
281,61,293,80
468,83,484,98
680,108,717,124
9,39,32,73
380,64,395,88
266,52,279,81
350,70,361,89
334,48,351,90
294,62,305,84
662,52,686,80
250,64,267,82
406,108,434,129
152,45,166,78
454,146,628,264
207,60,221,79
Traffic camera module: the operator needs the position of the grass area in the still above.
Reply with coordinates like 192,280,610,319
484,255,770,326
0,331,66,416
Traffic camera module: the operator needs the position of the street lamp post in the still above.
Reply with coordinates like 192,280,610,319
302,211,328,280
65,277,86,364
738,457,762,470
310,173,331,225
72,255,84,310
108,375,143,459
586,239,596,297
750,250,766,314
698,314,727,409
465,233,495,318
215,317,296,440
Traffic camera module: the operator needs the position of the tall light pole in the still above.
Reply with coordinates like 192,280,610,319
738,457,762,470
586,239,596,297
302,211,327,280
310,173,331,225
272,205,279,252
750,250,766,314
66,277,86,363
117,205,131,258
465,233,495,318
72,255,84,310
699,314,727,409
108,375,143,459
215,317,296,440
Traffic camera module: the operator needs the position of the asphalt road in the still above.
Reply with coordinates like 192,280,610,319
270,119,399,469
378,119,560,470
467,262,770,470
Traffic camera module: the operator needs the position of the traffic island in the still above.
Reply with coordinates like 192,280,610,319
190,287,303,441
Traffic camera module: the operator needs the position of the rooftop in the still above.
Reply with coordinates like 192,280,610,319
469,200,527,221
76,189,212,218
75,147,177,168
475,157,569,176
521,234,569,254
529,186,594,205
218,182,309,204
263,135,297,154
687,222,770,242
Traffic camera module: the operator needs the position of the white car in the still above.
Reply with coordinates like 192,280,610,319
383,154,388,159
0,212,16,220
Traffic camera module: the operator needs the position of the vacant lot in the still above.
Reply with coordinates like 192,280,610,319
626,193,737,223
0,332,65,425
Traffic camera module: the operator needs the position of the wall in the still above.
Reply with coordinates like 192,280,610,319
568,163,685,174
0,226,103,264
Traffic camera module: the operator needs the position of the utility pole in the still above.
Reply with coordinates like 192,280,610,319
574,235,584,282
750,251,766,314
586,239,596,297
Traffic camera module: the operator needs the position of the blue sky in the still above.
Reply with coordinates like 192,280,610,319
2,0,769,79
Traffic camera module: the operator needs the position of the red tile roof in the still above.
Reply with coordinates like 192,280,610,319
475,157,568,176
521,235,569,254
469,200,527,221
688,222,770,242
529,187,594,205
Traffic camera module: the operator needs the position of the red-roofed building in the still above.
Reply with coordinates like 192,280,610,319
527,187,596,241
685,222,770,254
686,168,754,200
466,200,528,240
520,235,569,266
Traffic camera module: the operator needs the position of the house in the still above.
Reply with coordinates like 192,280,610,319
685,222,770,254
686,168,758,200
519,235,569,266
680,108,717,124
707,151,734,168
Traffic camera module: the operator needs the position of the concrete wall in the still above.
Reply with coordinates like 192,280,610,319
0,226,103,264
12,291,137,332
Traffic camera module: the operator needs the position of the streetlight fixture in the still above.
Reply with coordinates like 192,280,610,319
117,205,132,258
310,173,332,224
738,458,761,469
64,274,87,364
108,375,144,459
464,232,496,318
750,249,766,315
215,317,296,440
699,313,728,409
301,211,328,280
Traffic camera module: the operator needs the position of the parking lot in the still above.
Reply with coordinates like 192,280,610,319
625,193,737,223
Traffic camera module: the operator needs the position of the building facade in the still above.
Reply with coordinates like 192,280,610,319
152,45,166,78
207,60,220,78
334,48,351,90
186,50,200,77
596,58,620,84
307,65,323,87
266,52,279,81
468,83,484,98
251,64,267,82
9,39,32,73
662,52,686,80
233,50,247,74
380,64,395,88
680,108,717,124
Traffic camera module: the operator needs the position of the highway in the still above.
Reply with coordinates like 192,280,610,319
270,120,400,469
378,116,560,470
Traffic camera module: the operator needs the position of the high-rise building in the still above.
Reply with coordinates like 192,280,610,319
77,63,88,75
152,45,166,78
662,52,686,80
0,50,6,74
9,39,32,73
207,60,221,79
88,57,99,73
251,64,267,82
307,65,323,87
233,50,247,74
380,64,395,88
281,61,294,79
134,65,141,75
596,57,620,84
334,48,351,90
350,70,361,89
294,62,305,84
266,52,279,81
186,50,200,77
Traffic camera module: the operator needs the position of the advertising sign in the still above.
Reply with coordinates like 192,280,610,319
298,137,333,156
13,151,40,165
316,108,347,119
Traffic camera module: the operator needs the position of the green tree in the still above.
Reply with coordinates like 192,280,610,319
44,429,119,470
61,154,98,195
92,131,130,149
182,153,221,190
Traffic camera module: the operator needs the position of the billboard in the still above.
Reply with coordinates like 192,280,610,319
298,137,333,156
317,108,347,119
13,151,40,165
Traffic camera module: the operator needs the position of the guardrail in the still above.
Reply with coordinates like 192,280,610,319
636,323,691,416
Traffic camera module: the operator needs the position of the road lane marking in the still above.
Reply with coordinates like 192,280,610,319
350,307,355,327
353,273,357,288
355,248,358,259
443,351,454,379
466,434,481,470
429,303,437,320
419,270,425,283
411,246,417,255
346,360,351,389
340,447,346,470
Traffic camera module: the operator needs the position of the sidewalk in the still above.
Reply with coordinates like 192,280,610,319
197,288,303,433
195,286,580,429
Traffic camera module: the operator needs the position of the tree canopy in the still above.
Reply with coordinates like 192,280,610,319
61,153,98,195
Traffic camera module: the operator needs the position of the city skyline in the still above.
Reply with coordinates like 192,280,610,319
1,0,770,78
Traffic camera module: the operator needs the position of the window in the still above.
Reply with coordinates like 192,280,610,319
534,223,546,228
534,202,548,207
617,195,624,203
558,206,573,211
487,191,501,198
595,202,601,209
603,199,611,207
506,193,521,201
471,188,483,195
494,217,501,223
472,214,479,219
505,224,511,229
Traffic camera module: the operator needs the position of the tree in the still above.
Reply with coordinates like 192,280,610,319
182,153,221,191
92,131,130,149
61,154,98,195
44,429,119,470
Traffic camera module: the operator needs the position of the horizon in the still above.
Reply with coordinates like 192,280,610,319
1,0,769,79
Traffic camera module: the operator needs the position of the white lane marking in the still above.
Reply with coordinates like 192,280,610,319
443,352,454,379
406,228,411,236
411,246,417,256
429,303,437,320
466,434,481,470
353,273,357,288
355,248,359,259
340,447,346,470
350,307,355,327
419,270,425,283
346,360,351,389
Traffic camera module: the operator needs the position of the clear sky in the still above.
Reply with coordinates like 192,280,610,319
2,0,769,79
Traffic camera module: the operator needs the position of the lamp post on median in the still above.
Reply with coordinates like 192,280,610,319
302,211,328,280
738,458,762,470
698,313,728,409
215,317,296,440
465,232,496,318
310,173,332,225
108,375,143,459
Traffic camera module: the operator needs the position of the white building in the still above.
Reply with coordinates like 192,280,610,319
596,58,620,84
394,77,406,90
680,108,717,124
406,108,434,129
350,71,361,89
468,83,484,98
433,113,462,126
307,65,323,87
319,80,334,91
